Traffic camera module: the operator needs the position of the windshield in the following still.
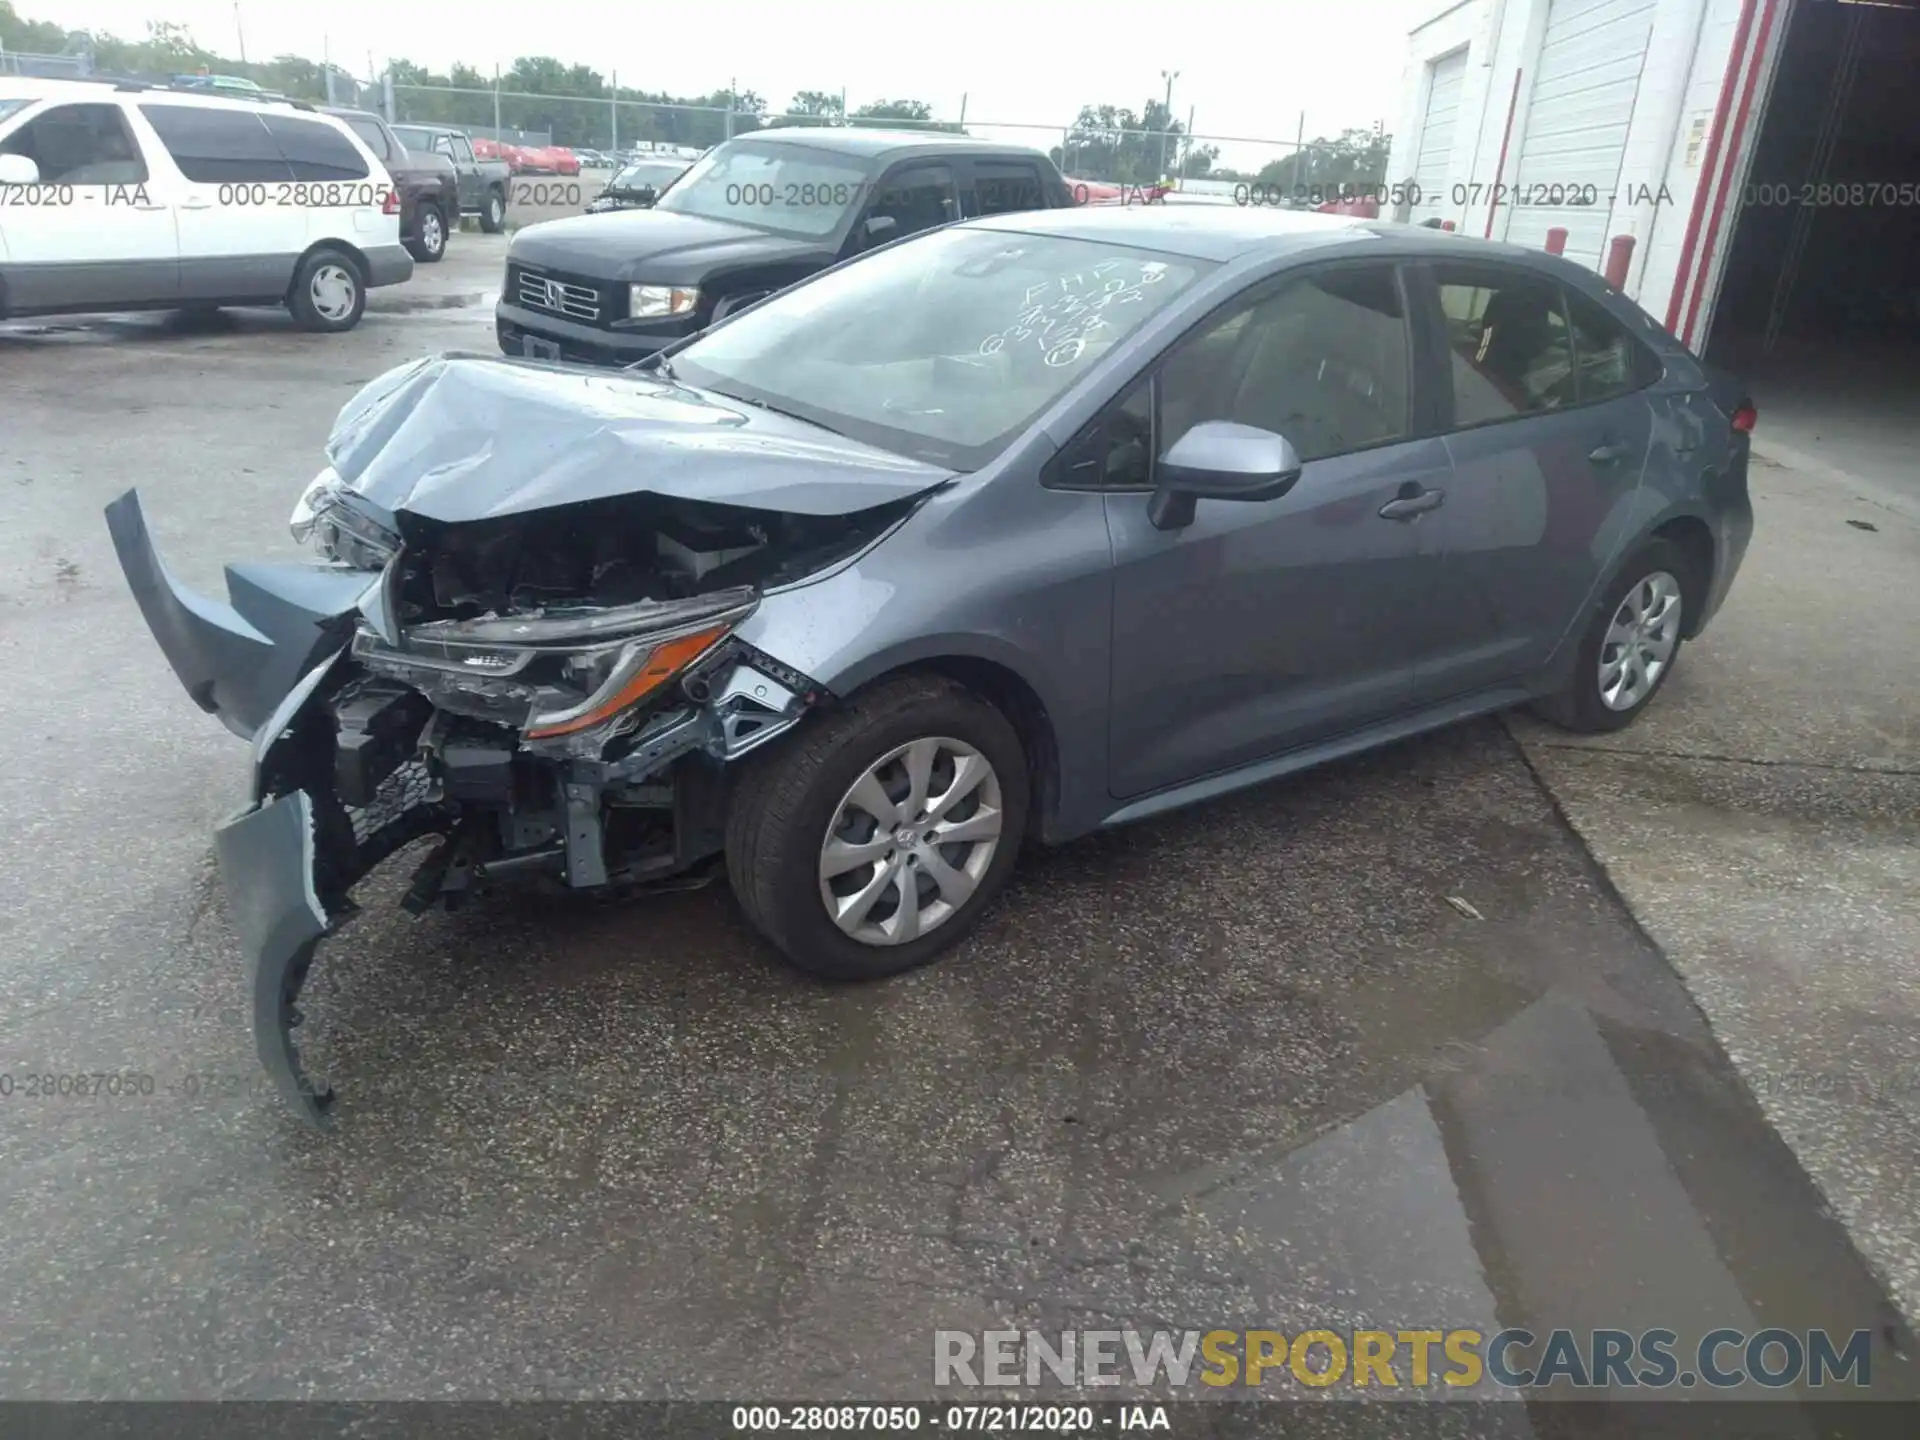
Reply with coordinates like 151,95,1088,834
671,226,1212,470
609,161,685,192
652,139,872,239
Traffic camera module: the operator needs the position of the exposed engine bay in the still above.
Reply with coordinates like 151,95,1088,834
105,352,956,1125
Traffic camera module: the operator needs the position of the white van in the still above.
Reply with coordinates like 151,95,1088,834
0,77,413,332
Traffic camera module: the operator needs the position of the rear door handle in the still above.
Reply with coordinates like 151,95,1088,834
1379,487,1445,520
181,198,214,210
1589,440,1632,465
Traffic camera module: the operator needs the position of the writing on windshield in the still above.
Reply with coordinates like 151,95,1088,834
978,259,1176,370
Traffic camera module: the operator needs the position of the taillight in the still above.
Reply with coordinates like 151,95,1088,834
1732,403,1757,434
382,188,400,216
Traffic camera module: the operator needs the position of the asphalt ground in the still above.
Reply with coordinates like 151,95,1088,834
1,242,1915,1423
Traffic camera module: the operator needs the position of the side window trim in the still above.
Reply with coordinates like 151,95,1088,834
1401,260,1453,438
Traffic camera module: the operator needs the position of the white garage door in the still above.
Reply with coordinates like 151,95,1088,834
1505,0,1657,265
1409,50,1469,225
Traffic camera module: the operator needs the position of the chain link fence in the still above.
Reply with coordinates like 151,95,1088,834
0,48,94,78
367,78,1371,189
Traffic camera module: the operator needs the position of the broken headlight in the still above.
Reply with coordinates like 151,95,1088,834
351,587,757,742
291,468,400,569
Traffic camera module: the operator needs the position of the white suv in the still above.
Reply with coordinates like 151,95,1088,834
0,77,413,332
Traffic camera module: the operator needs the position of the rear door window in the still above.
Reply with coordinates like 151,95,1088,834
1434,266,1576,425
1564,287,1660,402
140,104,292,183
972,160,1046,217
339,115,390,161
264,116,370,180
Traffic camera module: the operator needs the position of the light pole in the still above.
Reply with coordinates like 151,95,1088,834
1158,69,1179,181
233,2,246,63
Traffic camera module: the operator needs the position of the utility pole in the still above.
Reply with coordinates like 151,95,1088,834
1158,70,1179,181
233,2,247,63
610,69,618,153
725,76,736,140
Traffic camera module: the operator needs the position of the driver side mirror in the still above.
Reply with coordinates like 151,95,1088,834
1147,421,1303,531
0,154,42,187
863,214,899,246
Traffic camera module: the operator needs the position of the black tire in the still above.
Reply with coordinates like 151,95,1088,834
479,188,506,233
725,674,1030,981
1534,536,1696,734
407,202,447,263
285,248,366,333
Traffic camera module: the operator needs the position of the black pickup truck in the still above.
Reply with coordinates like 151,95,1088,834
496,128,1075,366
324,107,460,264
390,123,513,233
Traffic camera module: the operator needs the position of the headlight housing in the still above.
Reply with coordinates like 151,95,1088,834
289,467,341,544
351,587,758,745
290,468,400,569
629,283,700,320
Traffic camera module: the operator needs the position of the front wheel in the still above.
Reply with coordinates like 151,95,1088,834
725,675,1030,981
286,249,365,333
479,189,506,233
1535,537,1693,733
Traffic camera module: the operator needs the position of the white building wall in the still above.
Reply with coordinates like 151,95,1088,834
1386,0,1775,347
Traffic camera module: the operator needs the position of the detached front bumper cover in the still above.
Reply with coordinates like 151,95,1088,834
105,488,373,738
216,790,336,1125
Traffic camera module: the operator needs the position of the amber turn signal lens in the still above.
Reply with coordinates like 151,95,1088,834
523,625,728,739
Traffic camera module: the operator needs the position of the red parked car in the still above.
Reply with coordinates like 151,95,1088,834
1065,176,1171,206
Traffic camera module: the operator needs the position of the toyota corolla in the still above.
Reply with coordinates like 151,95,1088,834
108,207,1753,1124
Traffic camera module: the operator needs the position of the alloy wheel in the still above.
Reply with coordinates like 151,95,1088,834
817,736,1004,947
1598,570,1683,711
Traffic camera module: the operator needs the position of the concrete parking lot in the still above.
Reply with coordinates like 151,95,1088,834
2,241,1915,1414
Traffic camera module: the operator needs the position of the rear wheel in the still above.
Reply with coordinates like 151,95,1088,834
407,202,447,263
725,675,1030,981
1535,537,1694,733
480,188,506,233
286,249,366,333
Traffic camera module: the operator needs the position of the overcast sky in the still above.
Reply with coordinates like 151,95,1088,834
32,0,1414,165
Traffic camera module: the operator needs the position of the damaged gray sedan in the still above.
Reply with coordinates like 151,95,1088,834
108,207,1753,1124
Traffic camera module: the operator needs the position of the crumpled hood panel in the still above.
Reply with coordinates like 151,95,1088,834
324,354,954,523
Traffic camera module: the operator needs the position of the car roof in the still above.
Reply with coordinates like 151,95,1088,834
955,205,1384,263
736,126,1046,161
0,74,320,116
953,204,1618,277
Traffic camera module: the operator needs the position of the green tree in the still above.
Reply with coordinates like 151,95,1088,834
847,98,961,133
1057,97,1191,184
1253,126,1392,194
768,89,843,127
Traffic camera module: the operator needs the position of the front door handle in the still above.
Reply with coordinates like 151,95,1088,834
1379,487,1445,520
181,198,214,210
1589,440,1632,465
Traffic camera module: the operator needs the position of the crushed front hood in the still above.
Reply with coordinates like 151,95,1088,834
326,354,955,524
